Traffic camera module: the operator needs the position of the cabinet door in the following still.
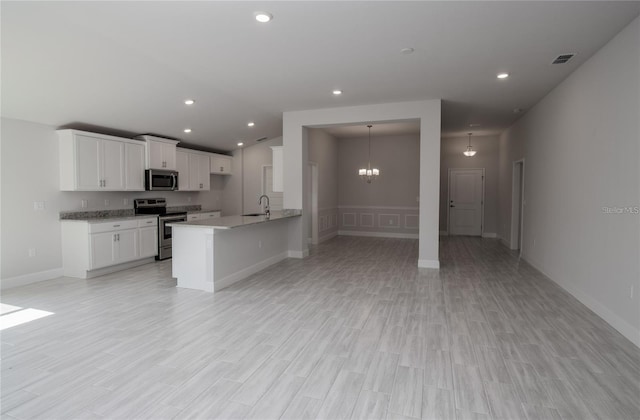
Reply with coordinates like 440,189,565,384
163,143,176,170
188,153,201,190
147,141,165,169
90,232,116,269
115,229,138,263
102,139,125,190
125,143,145,191
199,154,210,190
139,227,158,258
75,135,102,190
211,155,232,175
175,150,191,190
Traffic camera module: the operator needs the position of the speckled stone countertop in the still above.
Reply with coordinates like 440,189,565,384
168,209,301,230
59,204,220,222
183,208,222,214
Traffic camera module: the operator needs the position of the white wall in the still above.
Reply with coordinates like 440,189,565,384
498,17,640,345
308,129,339,242
441,135,499,235
283,100,441,267
0,117,224,285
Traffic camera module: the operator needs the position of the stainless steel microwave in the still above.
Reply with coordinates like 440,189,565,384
145,169,178,191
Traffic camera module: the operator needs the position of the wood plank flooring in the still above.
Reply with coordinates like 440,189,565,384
1,236,639,419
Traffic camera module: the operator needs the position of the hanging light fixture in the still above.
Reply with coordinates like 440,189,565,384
463,132,477,157
358,125,380,183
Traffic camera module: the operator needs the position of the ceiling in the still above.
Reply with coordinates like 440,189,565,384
2,2,638,152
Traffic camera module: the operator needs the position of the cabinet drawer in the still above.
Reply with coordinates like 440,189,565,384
89,219,138,234
187,214,201,222
137,218,158,227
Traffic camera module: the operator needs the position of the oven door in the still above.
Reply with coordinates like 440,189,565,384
159,216,186,248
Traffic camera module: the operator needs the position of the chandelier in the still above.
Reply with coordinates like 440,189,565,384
464,132,477,157
358,125,380,183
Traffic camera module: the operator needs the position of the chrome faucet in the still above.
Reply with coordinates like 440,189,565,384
258,195,270,218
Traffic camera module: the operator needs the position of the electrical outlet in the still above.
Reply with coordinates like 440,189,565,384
81,199,88,209
104,199,110,206
188,196,192,203
28,248,36,258
258,240,262,248
123,198,129,206
389,219,393,225
33,201,46,211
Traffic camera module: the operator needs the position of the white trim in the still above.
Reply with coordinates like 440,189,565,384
360,213,375,228
481,232,497,238
404,214,419,229
439,230,449,236
523,255,640,348
511,159,526,254
215,251,288,292
338,205,419,210
318,230,338,244
342,213,356,227
85,258,156,279
288,249,309,259
378,213,401,229
318,206,339,212
418,259,440,269
338,230,418,239
1,268,64,290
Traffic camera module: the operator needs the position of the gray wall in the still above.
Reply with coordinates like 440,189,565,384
0,117,223,282
222,137,283,216
498,16,639,344
440,135,499,235
308,128,339,241
337,133,420,237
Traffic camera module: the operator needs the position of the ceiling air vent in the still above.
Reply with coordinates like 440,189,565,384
552,53,576,65
255,136,268,142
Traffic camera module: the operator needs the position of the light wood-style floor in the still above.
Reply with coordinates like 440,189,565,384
1,236,639,420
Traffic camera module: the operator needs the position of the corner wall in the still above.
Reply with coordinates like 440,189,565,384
308,129,339,243
498,17,640,345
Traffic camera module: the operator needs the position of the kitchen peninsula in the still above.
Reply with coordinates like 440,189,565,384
169,210,302,292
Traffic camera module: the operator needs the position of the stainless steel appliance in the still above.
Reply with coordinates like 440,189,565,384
134,198,186,260
145,169,179,191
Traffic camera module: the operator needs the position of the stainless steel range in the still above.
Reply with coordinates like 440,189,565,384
134,198,187,260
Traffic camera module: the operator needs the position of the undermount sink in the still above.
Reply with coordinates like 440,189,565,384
242,213,267,217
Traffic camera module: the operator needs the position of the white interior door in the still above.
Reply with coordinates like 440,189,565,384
449,168,484,236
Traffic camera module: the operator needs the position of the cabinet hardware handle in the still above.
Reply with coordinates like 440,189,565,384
113,224,120,227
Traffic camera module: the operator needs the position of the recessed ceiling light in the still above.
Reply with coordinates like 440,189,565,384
237,142,244,147
332,90,343,95
184,99,195,105
255,12,273,23
401,47,415,55
247,122,255,127
497,73,510,79
183,128,192,133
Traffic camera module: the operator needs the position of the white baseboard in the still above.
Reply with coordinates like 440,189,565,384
86,258,156,279
215,251,289,292
523,255,640,348
418,259,440,269
498,237,512,249
338,230,419,239
439,230,448,236
318,230,338,244
482,232,497,238
288,249,309,259
1,267,64,290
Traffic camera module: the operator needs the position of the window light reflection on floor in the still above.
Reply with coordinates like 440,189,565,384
0,304,54,331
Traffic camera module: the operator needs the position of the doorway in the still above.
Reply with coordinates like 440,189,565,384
510,160,525,253
307,162,318,245
448,168,484,236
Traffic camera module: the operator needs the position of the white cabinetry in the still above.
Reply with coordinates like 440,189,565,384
58,129,145,191
187,211,221,222
135,135,179,170
210,154,232,175
189,152,210,191
175,149,191,190
270,146,283,192
61,217,158,278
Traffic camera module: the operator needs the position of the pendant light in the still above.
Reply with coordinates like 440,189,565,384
358,125,380,183
464,132,477,157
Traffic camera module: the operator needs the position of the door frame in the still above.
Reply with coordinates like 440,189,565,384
447,168,485,236
308,162,319,245
510,159,525,254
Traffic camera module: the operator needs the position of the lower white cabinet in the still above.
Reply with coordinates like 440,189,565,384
187,211,221,222
61,217,158,278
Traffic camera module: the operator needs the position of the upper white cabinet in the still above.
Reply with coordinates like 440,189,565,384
58,129,144,191
270,146,283,192
210,154,232,175
176,148,210,191
135,135,179,170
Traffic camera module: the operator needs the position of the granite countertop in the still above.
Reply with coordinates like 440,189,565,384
186,208,222,214
59,205,220,222
60,213,158,223
168,210,302,230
